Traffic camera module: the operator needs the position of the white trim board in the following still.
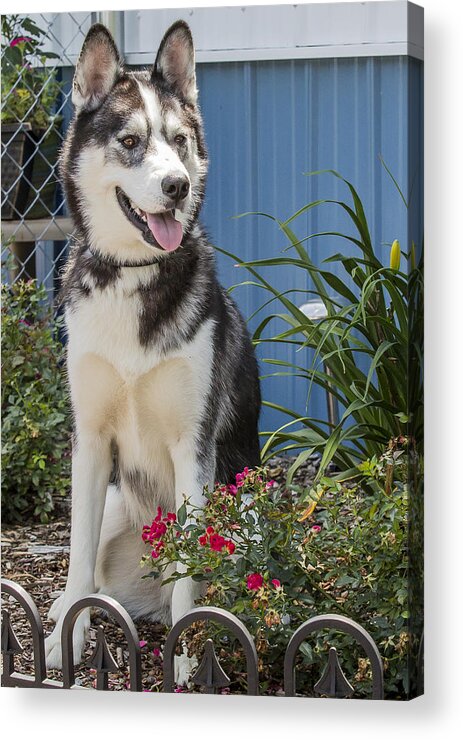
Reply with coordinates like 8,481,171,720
37,2,424,65
123,2,424,64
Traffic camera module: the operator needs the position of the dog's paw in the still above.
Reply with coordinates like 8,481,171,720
44,630,65,669
174,646,198,688
47,592,65,623
45,610,90,670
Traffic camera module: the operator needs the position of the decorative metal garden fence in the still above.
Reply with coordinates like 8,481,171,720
1,578,385,698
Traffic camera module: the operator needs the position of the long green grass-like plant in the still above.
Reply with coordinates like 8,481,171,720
217,170,423,484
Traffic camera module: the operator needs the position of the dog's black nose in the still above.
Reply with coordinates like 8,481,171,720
161,174,190,203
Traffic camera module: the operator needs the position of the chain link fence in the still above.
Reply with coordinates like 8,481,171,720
1,12,118,301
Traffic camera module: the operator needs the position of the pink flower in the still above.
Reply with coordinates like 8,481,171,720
235,469,249,488
238,467,250,478
152,647,161,658
151,550,160,559
139,640,147,648
167,512,176,522
210,533,227,552
141,527,152,543
311,525,322,533
271,579,281,588
247,572,264,591
265,480,276,490
10,36,32,47
227,484,238,496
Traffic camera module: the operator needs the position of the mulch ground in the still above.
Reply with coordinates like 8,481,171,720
1,456,319,692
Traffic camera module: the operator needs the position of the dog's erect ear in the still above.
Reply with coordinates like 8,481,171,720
72,24,122,112
153,21,197,106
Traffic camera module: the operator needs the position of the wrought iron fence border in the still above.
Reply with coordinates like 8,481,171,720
283,613,384,699
2,577,387,699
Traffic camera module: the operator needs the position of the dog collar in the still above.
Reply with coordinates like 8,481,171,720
86,248,160,268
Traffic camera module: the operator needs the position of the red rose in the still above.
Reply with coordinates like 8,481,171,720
271,579,281,588
155,522,167,537
210,533,227,552
226,541,235,555
246,573,264,591
198,534,208,546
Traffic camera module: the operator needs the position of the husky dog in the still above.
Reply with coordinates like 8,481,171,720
45,21,261,683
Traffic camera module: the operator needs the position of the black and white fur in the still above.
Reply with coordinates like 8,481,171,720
45,22,261,683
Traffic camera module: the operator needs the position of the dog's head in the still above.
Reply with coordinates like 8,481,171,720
62,22,207,263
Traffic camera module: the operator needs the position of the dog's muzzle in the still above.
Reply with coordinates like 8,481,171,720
116,187,184,252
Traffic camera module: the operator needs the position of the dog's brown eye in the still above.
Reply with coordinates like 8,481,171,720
174,134,187,147
121,136,139,149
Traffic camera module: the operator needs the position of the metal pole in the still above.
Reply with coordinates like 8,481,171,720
95,11,125,57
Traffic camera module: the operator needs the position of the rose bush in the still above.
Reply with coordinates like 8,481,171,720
140,451,416,698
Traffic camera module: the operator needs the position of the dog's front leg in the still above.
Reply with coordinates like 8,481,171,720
170,440,215,685
45,432,112,669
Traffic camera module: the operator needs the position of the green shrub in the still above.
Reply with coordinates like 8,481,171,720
217,170,423,488
1,15,62,132
140,459,414,698
1,280,71,523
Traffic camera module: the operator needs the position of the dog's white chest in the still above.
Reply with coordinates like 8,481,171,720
67,270,159,378
65,279,215,456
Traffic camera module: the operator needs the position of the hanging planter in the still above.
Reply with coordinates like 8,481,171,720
1,122,60,220
1,122,34,220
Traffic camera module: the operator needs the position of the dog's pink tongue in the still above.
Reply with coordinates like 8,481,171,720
146,211,183,252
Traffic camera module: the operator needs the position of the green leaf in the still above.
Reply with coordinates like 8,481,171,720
177,501,187,526
336,575,356,587
141,571,161,580
299,642,313,662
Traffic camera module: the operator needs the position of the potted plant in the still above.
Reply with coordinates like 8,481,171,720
1,15,62,220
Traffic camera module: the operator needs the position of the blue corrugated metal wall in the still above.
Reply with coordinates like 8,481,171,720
60,55,423,436
196,56,423,435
